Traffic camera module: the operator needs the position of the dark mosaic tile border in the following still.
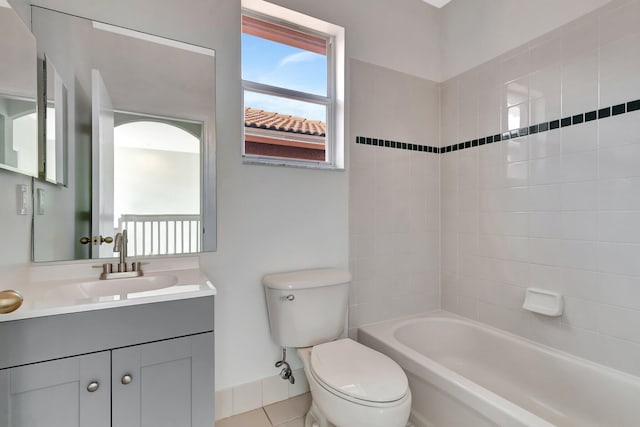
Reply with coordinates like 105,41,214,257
356,99,640,155
355,136,441,153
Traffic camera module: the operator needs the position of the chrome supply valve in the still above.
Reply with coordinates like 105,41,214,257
275,348,295,384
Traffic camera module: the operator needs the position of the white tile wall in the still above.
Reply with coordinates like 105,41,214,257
348,59,441,335
262,375,289,407
440,0,640,377
215,369,310,421
231,379,263,415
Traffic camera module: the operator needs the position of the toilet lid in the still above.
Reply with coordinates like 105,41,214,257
310,338,408,403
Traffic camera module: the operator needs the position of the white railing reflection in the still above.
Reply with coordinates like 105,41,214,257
117,214,201,256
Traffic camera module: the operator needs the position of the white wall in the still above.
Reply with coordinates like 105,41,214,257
440,0,640,377
0,168,32,288
90,26,215,123
0,5,37,175
440,0,611,80
114,147,199,221
270,0,442,81
7,0,30,28
0,5,36,97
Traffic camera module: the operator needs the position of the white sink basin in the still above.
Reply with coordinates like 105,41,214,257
1,260,216,322
79,275,179,298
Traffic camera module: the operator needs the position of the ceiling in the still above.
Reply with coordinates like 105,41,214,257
421,0,452,8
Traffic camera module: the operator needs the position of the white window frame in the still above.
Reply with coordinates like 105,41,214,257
241,0,345,170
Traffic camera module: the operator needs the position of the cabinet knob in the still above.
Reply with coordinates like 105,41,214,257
121,374,133,385
87,381,100,392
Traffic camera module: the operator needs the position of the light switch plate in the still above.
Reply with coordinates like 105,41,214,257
37,188,45,215
17,185,29,215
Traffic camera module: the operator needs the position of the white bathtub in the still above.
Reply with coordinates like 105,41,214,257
358,311,640,427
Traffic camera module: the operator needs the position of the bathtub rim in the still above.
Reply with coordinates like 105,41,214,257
358,310,640,427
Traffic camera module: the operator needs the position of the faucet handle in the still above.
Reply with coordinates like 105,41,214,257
131,262,148,273
93,263,113,275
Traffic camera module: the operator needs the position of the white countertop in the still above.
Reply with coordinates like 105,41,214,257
0,260,216,322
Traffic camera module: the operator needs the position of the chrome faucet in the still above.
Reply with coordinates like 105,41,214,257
96,229,144,280
114,230,128,272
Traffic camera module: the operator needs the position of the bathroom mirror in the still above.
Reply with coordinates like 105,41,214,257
31,6,216,262
0,1,38,178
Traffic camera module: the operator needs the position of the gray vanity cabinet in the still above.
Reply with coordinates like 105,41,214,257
0,352,111,427
0,333,214,427
0,296,215,427
112,333,214,427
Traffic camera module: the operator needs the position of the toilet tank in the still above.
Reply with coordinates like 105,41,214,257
263,269,351,348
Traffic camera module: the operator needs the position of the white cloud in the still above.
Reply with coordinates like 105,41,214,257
278,51,319,68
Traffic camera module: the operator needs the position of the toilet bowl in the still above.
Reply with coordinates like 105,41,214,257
263,269,411,427
298,339,411,427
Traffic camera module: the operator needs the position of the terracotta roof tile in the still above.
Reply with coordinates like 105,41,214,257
245,107,326,137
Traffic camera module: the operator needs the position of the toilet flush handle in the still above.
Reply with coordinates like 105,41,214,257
280,294,295,302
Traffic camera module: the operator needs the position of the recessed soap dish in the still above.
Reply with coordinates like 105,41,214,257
522,288,563,317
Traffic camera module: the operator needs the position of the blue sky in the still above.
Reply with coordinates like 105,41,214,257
242,33,327,121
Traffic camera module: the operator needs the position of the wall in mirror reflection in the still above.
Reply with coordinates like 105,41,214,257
45,58,68,185
0,2,38,177
113,115,201,257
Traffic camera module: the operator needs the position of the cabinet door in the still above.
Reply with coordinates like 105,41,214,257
0,351,110,427
112,332,214,427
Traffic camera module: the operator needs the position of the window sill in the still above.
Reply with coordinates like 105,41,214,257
242,155,344,171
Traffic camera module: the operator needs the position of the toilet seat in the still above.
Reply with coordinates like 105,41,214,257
309,338,409,407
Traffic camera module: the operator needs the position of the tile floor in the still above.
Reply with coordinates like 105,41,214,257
217,393,311,427
217,392,416,427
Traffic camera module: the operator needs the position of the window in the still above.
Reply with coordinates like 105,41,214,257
241,8,344,168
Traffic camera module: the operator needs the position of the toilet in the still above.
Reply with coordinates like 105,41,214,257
263,269,411,427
